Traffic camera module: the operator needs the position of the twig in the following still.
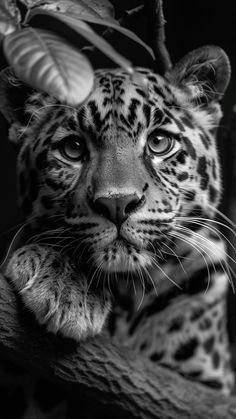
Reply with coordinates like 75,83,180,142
144,0,172,74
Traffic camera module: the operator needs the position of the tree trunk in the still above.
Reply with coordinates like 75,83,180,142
0,272,236,419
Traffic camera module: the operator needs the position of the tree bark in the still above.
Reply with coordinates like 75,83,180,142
0,272,236,419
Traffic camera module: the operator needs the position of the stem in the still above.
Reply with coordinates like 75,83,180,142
144,0,172,74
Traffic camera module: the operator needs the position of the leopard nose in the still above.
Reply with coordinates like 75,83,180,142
93,194,144,226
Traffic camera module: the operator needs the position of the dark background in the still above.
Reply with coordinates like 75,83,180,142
0,0,236,318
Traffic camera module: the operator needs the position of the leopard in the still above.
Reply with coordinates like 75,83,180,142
0,44,234,417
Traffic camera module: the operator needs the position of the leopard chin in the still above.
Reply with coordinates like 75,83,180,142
91,238,153,273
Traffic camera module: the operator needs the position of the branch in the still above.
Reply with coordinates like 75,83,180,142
0,272,236,418
144,0,172,74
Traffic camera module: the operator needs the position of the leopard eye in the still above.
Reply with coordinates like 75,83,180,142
59,135,86,161
147,134,175,156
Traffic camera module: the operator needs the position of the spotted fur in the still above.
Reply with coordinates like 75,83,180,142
0,45,234,416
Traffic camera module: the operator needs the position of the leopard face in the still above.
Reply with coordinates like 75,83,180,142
0,46,230,276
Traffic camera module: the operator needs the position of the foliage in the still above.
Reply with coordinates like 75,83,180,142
0,0,153,105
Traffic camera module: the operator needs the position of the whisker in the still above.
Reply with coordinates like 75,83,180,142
162,241,187,276
148,254,182,290
132,273,137,295
207,203,236,231
172,226,235,293
136,267,145,310
142,264,158,297
169,230,212,293
177,223,236,267
85,260,104,301
177,215,236,243
0,222,29,269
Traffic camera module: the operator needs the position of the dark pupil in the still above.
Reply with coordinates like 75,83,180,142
64,136,83,159
153,137,162,145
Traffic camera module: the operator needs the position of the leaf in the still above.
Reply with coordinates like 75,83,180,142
24,0,115,20
28,10,135,73
0,0,21,39
3,27,94,105
82,0,114,19
19,0,45,7
28,8,155,60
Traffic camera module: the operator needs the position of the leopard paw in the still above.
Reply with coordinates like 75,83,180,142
5,245,111,340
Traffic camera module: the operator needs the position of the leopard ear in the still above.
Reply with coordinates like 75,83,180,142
165,46,231,104
0,68,35,125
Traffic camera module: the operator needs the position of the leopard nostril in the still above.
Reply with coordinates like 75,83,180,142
93,194,145,226
93,198,111,220
125,196,141,215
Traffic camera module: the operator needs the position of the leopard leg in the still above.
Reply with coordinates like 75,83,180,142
127,272,234,395
5,245,111,341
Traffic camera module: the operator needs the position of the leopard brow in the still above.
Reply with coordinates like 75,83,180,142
148,128,183,142
50,128,71,142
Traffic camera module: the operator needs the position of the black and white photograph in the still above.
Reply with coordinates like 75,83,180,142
0,1,236,418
